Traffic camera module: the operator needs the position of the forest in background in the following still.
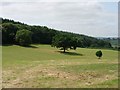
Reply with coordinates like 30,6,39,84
1,18,113,49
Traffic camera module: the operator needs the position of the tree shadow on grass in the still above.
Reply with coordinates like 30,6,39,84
2,44,13,46
22,45,38,48
2,44,38,48
56,51,84,56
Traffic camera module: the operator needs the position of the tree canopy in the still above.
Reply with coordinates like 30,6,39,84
2,23,18,44
52,34,78,52
15,29,32,46
1,18,112,49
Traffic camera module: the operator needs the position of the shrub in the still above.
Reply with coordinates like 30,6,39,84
96,50,102,59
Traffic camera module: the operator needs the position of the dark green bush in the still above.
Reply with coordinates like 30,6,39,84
96,50,102,59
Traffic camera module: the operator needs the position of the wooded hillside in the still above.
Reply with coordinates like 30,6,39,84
1,18,112,48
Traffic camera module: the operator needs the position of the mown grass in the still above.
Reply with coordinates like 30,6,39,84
2,44,118,88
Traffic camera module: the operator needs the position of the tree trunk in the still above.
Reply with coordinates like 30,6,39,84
63,47,65,53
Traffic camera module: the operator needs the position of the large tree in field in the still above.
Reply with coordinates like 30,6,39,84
15,29,32,46
52,34,78,53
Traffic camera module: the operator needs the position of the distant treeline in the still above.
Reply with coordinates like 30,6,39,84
99,38,120,50
1,18,112,48
99,38,120,46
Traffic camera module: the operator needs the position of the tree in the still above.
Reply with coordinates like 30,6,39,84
96,50,102,59
2,23,18,44
70,37,78,50
15,29,32,46
52,34,78,53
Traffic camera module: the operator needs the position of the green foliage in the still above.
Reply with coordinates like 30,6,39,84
2,23,18,44
15,29,32,46
2,18,112,49
52,34,78,52
30,26,57,44
96,50,102,59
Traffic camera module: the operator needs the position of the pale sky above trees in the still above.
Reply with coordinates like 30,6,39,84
0,0,118,37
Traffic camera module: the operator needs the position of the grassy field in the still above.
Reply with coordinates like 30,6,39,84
2,44,118,88
0,46,2,89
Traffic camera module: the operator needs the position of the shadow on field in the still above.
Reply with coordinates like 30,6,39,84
2,44,13,46
22,45,38,48
2,44,38,48
57,51,83,56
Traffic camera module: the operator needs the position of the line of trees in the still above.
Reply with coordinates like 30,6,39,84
1,18,112,50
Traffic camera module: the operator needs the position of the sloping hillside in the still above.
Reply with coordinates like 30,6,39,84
1,18,112,48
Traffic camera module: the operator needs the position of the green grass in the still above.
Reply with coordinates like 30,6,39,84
2,44,118,88
0,46,2,89
57,63,117,74
91,79,118,88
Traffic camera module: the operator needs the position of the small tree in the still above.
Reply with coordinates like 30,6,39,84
15,29,32,46
96,50,102,59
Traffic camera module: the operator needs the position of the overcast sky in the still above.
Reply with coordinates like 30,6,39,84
0,0,118,37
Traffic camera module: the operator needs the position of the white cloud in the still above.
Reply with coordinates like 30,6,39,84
0,0,119,2
0,1,118,37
